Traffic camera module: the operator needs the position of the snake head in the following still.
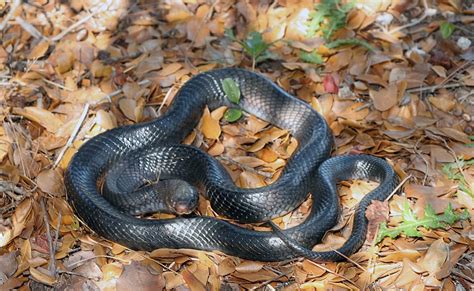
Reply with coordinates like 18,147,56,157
165,180,199,215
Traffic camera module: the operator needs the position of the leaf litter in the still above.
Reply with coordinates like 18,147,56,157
0,0,473,290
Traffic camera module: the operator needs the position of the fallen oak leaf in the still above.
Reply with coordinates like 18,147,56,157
365,200,390,241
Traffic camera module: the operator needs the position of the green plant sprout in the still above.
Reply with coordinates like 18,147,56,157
225,29,276,70
376,202,470,243
221,78,242,123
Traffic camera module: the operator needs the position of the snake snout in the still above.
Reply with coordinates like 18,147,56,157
166,182,199,215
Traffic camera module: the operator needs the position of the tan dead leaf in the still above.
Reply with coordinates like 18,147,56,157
430,145,455,163
163,272,185,289
66,86,108,104
420,238,449,275
218,258,236,276
37,168,64,196
232,156,266,168
370,85,398,111
165,3,193,22
96,109,117,130
238,171,266,188
431,65,447,78
90,60,113,78
200,107,221,139
301,260,326,277
29,41,50,59
102,262,123,281
428,96,456,112
12,107,63,133
30,267,56,286
438,127,471,144
235,261,264,273
256,147,279,163
159,63,182,77
379,249,421,262
395,258,420,287
119,98,144,122
117,261,165,291
182,269,206,291
0,252,18,278
210,106,227,120
335,101,369,121
51,50,75,74
208,141,224,156
0,126,11,162
325,50,352,72
232,268,277,282
12,198,32,238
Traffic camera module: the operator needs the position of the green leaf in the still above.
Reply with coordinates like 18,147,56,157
327,38,374,51
300,50,324,64
307,0,354,40
242,32,270,59
224,28,236,40
224,108,242,122
376,202,470,244
440,22,455,39
221,78,240,104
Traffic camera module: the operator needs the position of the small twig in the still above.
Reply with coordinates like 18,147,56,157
157,85,177,116
42,78,74,92
385,174,412,202
406,83,464,93
388,0,433,34
0,180,27,197
53,103,90,168
14,16,47,40
40,199,57,278
0,0,21,31
50,11,99,42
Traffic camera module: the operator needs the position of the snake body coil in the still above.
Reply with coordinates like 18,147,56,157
65,68,398,261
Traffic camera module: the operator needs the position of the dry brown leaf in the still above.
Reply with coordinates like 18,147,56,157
420,239,449,275
29,41,50,59
370,85,398,111
395,258,420,287
238,171,266,188
29,267,56,286
37,168,64,196
12,107,63,133
102,262,123,281
159,63,183,77
182,269,206,291
200,107,221,139
117,261,165,291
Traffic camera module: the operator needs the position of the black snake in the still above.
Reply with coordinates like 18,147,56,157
65,68,398,262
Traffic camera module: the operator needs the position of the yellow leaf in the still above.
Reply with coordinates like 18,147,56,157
12,107,63,133
159,63,182,76
102,262,123,281
30,267,56,286
200,107,221,139
29,41,50,59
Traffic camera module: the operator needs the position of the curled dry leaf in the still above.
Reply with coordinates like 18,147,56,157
12,107,63,133
36,168,64,196
200,107,221,139
370,85,398,111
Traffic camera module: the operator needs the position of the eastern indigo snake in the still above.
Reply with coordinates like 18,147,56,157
65,68,398,262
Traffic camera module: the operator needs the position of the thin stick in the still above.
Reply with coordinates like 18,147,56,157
50,11,99,42
41,199,57,277
53,103,90,168
388,0,431,34
0,0,21,31
14,16,47,40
